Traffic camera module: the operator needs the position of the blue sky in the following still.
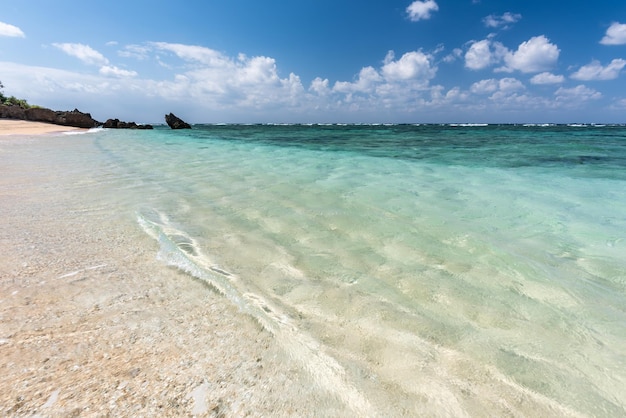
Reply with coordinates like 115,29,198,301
2,0,626,123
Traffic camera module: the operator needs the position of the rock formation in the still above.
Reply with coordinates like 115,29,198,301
0,104,156,130
103,118,153,129
0,105,101,128
165,112,191,129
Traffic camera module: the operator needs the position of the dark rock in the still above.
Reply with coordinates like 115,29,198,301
165,112,191,129
0,104,26,119
25,107,58,124
103,118,120,128
1,104,153,130
103,118,153,130
0,104,101,128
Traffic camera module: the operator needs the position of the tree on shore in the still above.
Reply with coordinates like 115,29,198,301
0,80,33,108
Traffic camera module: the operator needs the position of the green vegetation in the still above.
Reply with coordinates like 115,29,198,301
0,80,35,109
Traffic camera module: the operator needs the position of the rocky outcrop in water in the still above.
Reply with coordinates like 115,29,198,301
165,112,191,129
103,118,153,129
0,105,101,128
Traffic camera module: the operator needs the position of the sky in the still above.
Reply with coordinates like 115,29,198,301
1,0,626,123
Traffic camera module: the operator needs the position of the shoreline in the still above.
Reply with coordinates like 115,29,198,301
0,132,335,416
0,119,88,136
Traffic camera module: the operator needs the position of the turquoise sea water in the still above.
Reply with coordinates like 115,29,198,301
19,124,626,415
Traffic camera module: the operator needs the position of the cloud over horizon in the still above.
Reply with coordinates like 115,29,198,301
1,1,625,123
464,35,559,74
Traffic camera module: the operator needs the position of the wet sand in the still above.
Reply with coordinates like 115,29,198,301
0,131,342,416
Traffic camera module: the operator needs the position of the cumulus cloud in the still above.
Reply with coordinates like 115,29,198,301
555,85,601,103
501,36,559,73
483,12,521,29
3,33,618,122
498,77,525,92
406,0,439,22
464,39,506,70
333,50,436,96
470,77,523,94
309,77,331,95
334,66,382,94
53,43,109,66
470,78,498,94
146,42,306,109
600,22,626,45
465,40,493,70
530,72,564,84
465,36,559,74
0,21,25,37
381,50,436,81
571,59,626,81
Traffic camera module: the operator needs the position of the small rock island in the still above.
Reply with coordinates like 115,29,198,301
165,113,192,129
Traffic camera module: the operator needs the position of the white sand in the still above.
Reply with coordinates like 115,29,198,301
0,132,344,416
0,119,88,136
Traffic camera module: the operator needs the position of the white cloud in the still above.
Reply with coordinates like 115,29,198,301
237,56,280,85
498,77,525,92
465,40,492,70
571,59,626,81
0,21,25,37
406,0,439,22
381,51,436,81
470,77,523,94
483,12,521,29
151,42,230,67
443,48,463,63
309,77,330,95
470,78,498,94
501,36,560,73
530,72,564,84
119,44,151,60
332,50,436,98
600,22,626,45
555,85,602,103
99,65,138,78
145,42,307,109
53,43,109,66
333,66,382,94
465,40,506,70
3,33,622,123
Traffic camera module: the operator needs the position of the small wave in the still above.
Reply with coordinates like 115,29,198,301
63,127,104,135
136,208,375,415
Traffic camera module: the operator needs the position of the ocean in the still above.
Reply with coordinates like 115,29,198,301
5,124,626,416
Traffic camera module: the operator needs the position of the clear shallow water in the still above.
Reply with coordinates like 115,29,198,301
27,125,626,414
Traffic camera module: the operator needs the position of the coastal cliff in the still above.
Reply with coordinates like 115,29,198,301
0,104,100,128
0,104,153,130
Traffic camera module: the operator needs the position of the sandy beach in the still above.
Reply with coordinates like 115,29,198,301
0,119,87,136
0,127,339,416
3,122,621,417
